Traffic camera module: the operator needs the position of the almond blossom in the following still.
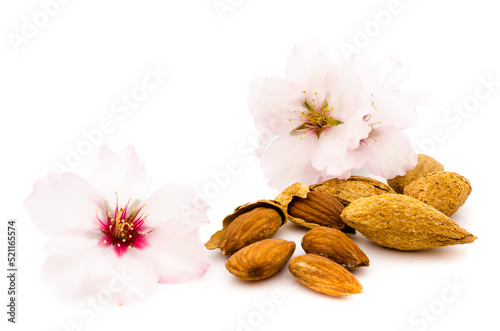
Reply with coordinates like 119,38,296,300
24,145,210,304
248,41,419,190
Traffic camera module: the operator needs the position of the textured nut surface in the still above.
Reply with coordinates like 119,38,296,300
388,154,445,194
219,207,282,255
287,191,354,232
225,239,296,281
301,227,369,268
288,254,363,296
309,176,395,206
341,194,477,250
404,171,471,216
205,199,287,254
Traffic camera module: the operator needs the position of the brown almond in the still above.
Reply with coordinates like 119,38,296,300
309,176,395,206
225,239,296,281
387,154,445,194
404,171,471,216
288,254,363,296
287,191,354,233
341,194,477,250
301,227,369,268
219,207,282,255
205,200,287,255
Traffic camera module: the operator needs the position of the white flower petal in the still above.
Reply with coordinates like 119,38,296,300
90,145,153,201
311,126,355,177
142,183,209,228
248,76,304,146
319,169,352,181
141,219,210,284
41,230,117,293
324,67,364,120
112,250,160,305
285,40,336,100
42,231,162,305
345,114,373,150
364,127,418,178
24,173,104,236
261,133,321,190
376,56,410,93
370,93,419,129
348,142,373,169
348,55,380,96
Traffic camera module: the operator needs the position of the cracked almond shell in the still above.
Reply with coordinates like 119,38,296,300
309,176,395,206
204,200,287,255
340,194,477,250
276,182,354,232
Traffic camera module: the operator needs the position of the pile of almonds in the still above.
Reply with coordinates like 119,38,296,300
205,154,476,297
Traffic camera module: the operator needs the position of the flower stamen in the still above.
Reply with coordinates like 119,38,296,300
97,193,154,256
290,91,342,138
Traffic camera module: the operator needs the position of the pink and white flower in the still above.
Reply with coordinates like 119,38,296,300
24,145,210,304
248,41,420,190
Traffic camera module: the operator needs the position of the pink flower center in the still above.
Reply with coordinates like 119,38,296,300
96,193,155,257
290,91,342,138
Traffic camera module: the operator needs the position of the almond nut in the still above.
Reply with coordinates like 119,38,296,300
287,191,354,232
288,254,363,296
387,154,445,194
403,171,471,216
301,227,369,268
225,238,296,281
205,200,287,255
341,194,477,250
219,207,282,255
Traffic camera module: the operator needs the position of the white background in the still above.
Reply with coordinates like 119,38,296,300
1,1,499,330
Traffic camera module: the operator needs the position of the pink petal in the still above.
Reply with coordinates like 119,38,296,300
24,173,104,237
324,67,365,121
370,93,419,129
345,112,374,150
140,219,210,284
363,127,418,178
112,250,160,304
348,55,380,96
318,169,352,182
89,145,153,201
376,56,410,93
285,40,336,100
142,183,209,228
41,230,119,293
42,231,162,304
260,133,321,190
348,142,373,169
310,126,356,177
248,76,304,143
